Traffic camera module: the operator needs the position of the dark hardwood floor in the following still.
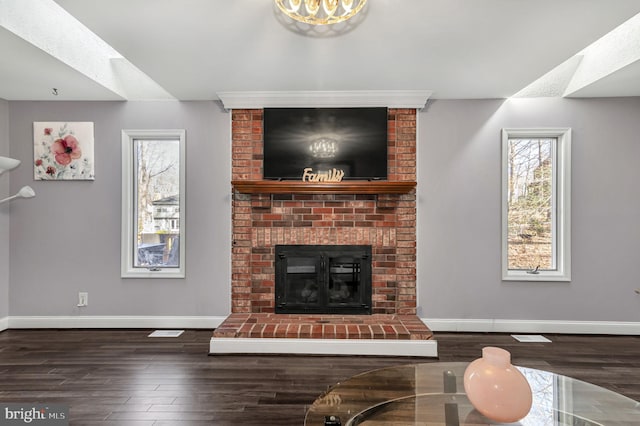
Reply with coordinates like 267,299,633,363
0,329,638,425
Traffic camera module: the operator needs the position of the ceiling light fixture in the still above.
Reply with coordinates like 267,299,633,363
309,137,338,158
275,0,368,25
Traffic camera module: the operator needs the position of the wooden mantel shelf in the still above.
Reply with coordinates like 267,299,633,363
231,180,416,194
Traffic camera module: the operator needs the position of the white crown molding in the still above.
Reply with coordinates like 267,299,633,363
423,318,640,335
210,337,438,357
7,316,226,329
216,90,432,110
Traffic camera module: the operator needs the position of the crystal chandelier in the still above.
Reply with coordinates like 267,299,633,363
275,0,368,25
309,137,338,158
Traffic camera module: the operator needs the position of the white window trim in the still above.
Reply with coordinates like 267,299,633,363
501,128,571,282
121,129,186,278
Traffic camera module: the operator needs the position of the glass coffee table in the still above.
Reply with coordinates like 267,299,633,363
305,362,640,425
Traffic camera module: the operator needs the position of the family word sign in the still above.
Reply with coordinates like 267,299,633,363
302,167,345,182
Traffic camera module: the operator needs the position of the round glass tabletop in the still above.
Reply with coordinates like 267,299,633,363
304,362,640,426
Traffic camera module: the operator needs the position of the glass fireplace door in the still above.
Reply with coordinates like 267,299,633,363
275,245,372,314
327,255,363,307
277,255,323,310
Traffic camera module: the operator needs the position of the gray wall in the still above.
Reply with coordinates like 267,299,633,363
5,97,640,326
0,99,8,320
418,97,640,322
8,101,231,317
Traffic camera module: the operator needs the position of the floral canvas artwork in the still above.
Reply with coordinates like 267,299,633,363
33,122,95,180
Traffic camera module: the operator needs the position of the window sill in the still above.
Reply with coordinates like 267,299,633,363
503,271,571,282
121,269,185,279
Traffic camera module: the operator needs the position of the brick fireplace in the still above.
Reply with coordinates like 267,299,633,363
230,108,418,315
210,96,436,356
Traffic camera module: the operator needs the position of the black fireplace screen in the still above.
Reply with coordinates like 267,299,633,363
275,245,372,314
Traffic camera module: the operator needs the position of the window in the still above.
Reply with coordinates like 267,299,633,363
121,129,185,278
501,128,571,281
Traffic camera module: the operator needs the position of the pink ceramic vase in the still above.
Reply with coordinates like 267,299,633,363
463,346,532,423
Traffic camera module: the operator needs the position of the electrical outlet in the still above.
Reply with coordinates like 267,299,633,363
78,292,88,307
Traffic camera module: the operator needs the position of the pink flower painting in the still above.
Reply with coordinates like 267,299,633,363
33,122,94,180
51,135,82,165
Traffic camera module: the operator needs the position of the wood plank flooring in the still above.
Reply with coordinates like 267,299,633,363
0,329,638,425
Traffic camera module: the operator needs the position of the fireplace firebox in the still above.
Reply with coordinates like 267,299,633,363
275,245,372,314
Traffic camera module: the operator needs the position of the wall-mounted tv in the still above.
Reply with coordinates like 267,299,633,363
263,107,388,180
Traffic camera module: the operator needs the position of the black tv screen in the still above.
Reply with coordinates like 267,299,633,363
263,107,388,180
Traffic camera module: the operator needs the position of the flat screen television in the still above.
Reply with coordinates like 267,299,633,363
263,107,388,180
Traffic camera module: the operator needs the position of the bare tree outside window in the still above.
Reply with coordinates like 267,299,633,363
507,138,555,271
121,129,186,279
501,128,571,282
134,139,180,268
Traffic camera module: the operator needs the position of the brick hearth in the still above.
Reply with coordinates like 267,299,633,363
214,313,433,340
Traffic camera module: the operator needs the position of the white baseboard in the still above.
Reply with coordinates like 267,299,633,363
210,337,438,357
4,316,638,336
423,318,640,335
7,316,226,329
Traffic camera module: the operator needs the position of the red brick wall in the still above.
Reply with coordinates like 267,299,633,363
231,109,417,315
